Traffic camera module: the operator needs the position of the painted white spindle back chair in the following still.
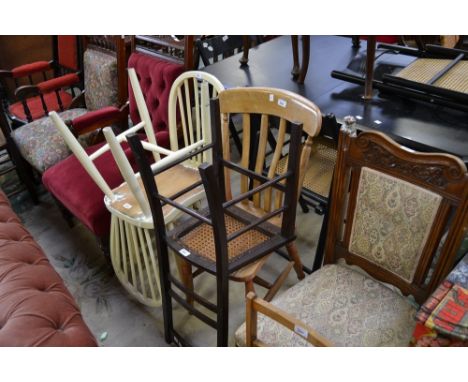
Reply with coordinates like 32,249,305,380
49,69,224,307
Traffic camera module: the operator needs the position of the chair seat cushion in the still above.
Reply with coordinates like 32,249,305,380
8,91,74,123
11,108,88,173
42,142,136,237
235,263,417,346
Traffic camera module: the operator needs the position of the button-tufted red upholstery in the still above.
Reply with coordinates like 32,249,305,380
0,191,97,346
128,52,184,148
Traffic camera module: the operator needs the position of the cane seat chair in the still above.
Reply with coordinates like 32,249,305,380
236,125,468,347
129,87,322,346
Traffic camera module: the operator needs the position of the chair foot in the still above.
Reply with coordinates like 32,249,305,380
286,243,305,280
299,195,310,213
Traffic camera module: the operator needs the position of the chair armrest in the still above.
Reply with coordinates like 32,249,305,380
37,73,80,93
70,106,127,136
245,292,332,347
14,84,41,101
10,60,52,78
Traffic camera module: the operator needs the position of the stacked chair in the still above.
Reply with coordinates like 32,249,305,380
42,47,185,251
236,122,468,347
129,87,322,346
49,67,225,307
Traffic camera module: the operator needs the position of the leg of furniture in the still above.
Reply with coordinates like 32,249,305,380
364,36,376,99
297,36,310,84
291,35,300,77
240,36,250,66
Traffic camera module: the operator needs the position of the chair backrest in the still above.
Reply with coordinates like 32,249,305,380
324,126,468,304
218,87,322,212
127,52,185,148
82,36,129,111
196,35,245,67
168,71,224,166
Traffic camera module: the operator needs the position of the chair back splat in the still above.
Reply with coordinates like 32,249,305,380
325,126,468,304
129,87,322,346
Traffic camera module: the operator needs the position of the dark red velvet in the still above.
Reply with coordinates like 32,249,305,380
128,52,184,146
8,91,73,122
57,36,78,71
11,61,51,78
71,106,121,134
42,142,137,237
37,73,79,93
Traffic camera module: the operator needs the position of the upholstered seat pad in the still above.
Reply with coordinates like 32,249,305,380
11,108,88,173
235,263,417,346
8,90,74,123
42,141,137,237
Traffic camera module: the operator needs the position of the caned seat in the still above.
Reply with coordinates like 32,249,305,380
129,86,322,346
239,125,468,347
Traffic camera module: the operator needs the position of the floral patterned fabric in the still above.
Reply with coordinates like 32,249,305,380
83,49,118,111
349,167,442,282
11,108,88,173
235,263,417,347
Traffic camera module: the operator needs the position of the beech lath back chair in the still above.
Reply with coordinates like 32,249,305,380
129,87,322,346
237,125,468,347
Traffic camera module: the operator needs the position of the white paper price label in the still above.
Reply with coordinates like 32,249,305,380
278,99,287,108
269,94,274,102
179,248,191,257
294,325,308,338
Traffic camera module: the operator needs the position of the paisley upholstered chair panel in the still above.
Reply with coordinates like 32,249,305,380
237,126,467,347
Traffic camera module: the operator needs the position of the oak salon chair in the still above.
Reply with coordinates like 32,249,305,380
42,51,185,252
236,124,468,346
129,87,322,346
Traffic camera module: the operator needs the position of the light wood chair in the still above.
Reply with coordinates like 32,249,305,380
49,68,224,307
238,125,468,347
129,87,322,346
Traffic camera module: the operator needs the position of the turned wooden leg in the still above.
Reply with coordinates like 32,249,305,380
244,278,256,299
363,36,376,100
291,35,300,78
240,35,250,66
297,35,310,84
286,242,305,280
175,256,194,306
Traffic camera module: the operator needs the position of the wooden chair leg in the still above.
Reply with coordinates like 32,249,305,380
245,278,255,296
286,242,305,280
264,261,293,302
175,256,194,306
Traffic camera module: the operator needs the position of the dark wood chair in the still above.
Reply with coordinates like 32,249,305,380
128,87,321,346
237,126,468,347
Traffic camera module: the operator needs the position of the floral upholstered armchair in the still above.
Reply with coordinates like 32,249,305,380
236,123,468,347
7,36,129,178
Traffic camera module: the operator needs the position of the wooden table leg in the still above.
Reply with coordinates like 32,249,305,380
363,36,376,99
240,35,250,66
297,35,310,84
291,35,300,77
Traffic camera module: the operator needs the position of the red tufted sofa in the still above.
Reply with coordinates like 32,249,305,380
0,191,97,346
